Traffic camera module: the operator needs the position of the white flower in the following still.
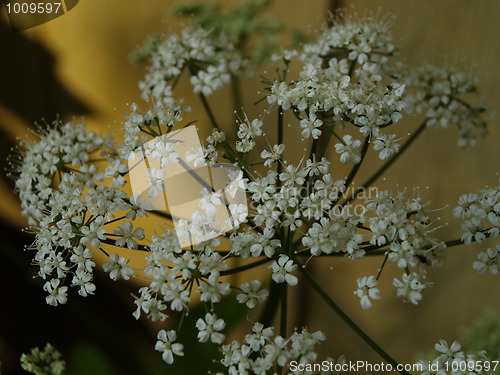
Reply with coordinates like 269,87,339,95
393,272,429,305
171,251,197,280
237,118,263,139
261,144,285,167
196,313,226,344
420,339,496,374
14,121,106,225
373,133,400,160
199,189,223,217
453,193,478,218
71,269,96,297
461,217,486,245
472,245,499,275
455,184,499,245
265,336,291,367
126,194,154,220
335,135,363,164
150,138,179,168
229,203,248,228
225,170,247,198
304,155,329,176
236,280,269,308
300,113,323,139
245,322,274,351
102,254,134,281
191,64,231,96
113,222,145,249
79,217,107,248
43,279,68,306
155,330,184,364
365,189,446,266
435,339,462,361
70,246,95,272
199,274,231,303
279,164,307,186
249,228,281,258
163,280,191,311
186,146,206,167
138,26,240,101
354,276,380,309
405,63,488,147
132,287,152,319
199,251,227,277
269,255,298,286
236,138,256,153
146,167,166,198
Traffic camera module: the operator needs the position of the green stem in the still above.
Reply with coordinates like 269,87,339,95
100,238,149,252
302,136,320,197
276,106,285,240
280,283,288,338
294,249,389,257
376,253,389,280
171,68,184,91
177,308,188,332
348,59,357,77
103,216,126,226
219,257,272,276
444,238,467,247
297,265,410,375
198,92,237,161
231,75,244,124
318,126,333,159
342,120,428,205
277,282,288,375
277,106,284,179
308,138,319,161
198,92,222,132
344,136,370,190
150,210,173,221
327,125,343,144
442,230,491,248
259,280,281,328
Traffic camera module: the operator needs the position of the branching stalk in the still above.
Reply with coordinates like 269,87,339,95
297,265,410,375
342,120,428,205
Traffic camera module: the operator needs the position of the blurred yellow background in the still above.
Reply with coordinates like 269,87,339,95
1,0,499,369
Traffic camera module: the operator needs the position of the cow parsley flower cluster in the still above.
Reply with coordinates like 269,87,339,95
358,189,446,305
453,184,500,244
20,343,66,375
11,4,497,374
453,184,500,275
404,63,489,147
220,323,326,374
138,26,246,104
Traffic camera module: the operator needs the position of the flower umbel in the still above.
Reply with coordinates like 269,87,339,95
10,4,497,373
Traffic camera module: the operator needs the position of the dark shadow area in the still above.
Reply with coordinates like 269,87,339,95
0,19,90,123
0,223,161,375
0,19,91,189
